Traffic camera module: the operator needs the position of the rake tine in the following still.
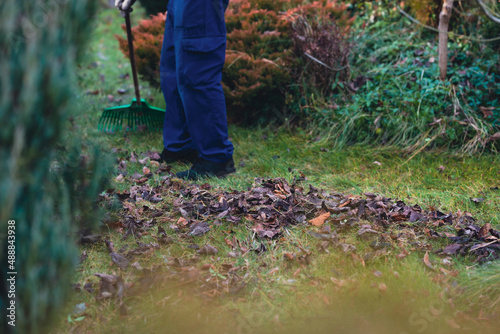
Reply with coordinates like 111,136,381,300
146,113,152,130
98,102,164,132
117,111,123,131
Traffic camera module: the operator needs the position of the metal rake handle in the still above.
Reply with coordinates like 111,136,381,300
124,10,141,106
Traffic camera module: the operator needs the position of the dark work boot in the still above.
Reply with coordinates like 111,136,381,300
160,148,199,164
176,157,236,180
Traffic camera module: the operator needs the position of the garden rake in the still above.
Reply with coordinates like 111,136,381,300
98,9,165,132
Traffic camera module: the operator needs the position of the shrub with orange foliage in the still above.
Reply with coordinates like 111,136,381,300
116,12,166,88
117,0,354,125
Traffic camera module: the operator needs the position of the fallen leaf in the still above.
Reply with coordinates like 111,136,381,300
339,243,357,253
143,166,151,174
201,263,215,270
479,223,491,238
378,283,387,293
80,234,101,244
106,240,129,270
227,252,240,258
189,222,210,237
423,251,435,270
439,268,458,277
267,267,279,276
308,212,330,226
131,262,143,271
177,217,188,226
373,270,383,277
446,318,460,329
373,161,382,166
351,252,365,266
443,243,461,255
197,244,218,255
470,197,484,204
94,273,125,301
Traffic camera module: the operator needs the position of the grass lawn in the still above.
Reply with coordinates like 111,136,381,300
52,4,500,334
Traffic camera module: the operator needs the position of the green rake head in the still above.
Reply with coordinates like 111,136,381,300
98,99,165,132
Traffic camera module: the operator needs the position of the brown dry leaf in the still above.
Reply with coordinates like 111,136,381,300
224,238,234,248
443,243,461,255
339,199,351,208
177,217,188,226
308,212,330,226
201,263,215,270
446,318,460,329
479,223,491,238
227,252,240,258
136,177,148,184
197,244,218,255
330,277,346,288
373,270,383,277
351,252,365,267
439,268,459,277
267,267,279,276
115,174,124,183
423,251,435,270
143,166,151,174
138,157,149,165
378,283,387,293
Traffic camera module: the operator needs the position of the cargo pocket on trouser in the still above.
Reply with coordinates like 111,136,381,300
179,36,226,89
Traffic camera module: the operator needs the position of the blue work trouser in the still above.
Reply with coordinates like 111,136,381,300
160,0,233,163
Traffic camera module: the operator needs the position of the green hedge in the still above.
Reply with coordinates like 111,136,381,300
0,1,110,333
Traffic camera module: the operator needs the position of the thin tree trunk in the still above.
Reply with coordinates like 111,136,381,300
438,0,454,80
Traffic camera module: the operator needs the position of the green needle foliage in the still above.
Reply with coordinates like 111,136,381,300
0,1,111,333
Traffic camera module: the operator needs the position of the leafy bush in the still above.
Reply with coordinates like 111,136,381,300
223,52,291,124
117,0,354,125
0,1,111,332
313,3,500,153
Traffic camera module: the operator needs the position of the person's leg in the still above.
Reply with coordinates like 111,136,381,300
173,0,234,165
159,1,198,161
